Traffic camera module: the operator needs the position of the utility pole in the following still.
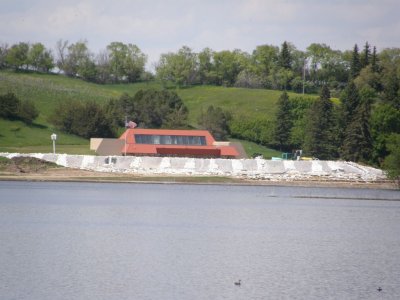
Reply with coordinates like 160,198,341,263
302,57,307,95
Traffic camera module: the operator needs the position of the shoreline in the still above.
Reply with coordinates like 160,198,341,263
0,167,397,190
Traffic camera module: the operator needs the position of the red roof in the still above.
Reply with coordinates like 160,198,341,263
119,128,239,158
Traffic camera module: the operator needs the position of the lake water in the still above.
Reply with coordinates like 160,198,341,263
0,181,399,300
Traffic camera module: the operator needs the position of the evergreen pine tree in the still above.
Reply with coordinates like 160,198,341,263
341,81,360,125
273,91,293,151
360,42,370,68
341,95,373,162
279,41,292,70
350,44,361,79
304,86,338,159
371,46,379,73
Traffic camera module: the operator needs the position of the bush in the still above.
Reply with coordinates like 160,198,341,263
19,99,39,125
198,106,231,140
382,133,400,187
50,100,115,139
230,117,273,145
0,92,19,119
0,92,39,124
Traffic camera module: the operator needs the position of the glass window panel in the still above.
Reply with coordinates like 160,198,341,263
134,134,207,145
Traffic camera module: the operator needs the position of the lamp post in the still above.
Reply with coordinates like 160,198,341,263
51,133,57,154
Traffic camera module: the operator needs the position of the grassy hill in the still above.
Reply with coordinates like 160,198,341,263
0,70,314,157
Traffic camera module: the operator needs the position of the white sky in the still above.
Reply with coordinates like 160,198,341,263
1,0,399,71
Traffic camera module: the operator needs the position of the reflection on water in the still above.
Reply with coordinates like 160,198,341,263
0,181,399,299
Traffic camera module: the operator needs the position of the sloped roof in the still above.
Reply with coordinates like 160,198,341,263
119,128,239,157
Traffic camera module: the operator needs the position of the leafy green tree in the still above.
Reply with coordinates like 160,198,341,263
198,47,216,85
106,42,147,83
0,43,9,69
370,103,400,164
382,133,400,187
57,40,96,80
198,105,231,140
381,67,400,109
55,39,68,73
6,42,29,70
252,44,279,80
304,86,338,159
156,46,198,87
288,96,315,149
95,50,109,83
275,68,294,90
28,43,54,72
354,65,381,91
234,70,263,88
306,43,348,90
213,50,244,86
273,92,292,151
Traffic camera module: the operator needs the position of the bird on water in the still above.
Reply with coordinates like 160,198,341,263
377,287,382,292
234,280,241,286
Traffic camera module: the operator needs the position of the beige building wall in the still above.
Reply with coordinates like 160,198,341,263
90,138,124,156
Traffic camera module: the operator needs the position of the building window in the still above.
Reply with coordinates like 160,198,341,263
135,134,206,146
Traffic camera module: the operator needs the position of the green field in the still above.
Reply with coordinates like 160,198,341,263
0,70,314,156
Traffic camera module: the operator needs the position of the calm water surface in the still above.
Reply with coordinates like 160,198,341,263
0,181,399,299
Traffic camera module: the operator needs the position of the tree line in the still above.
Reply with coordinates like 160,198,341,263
1,40,399,95
0,40,149,84
271,44,400,160
270,47,400,182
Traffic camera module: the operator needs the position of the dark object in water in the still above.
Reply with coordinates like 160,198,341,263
234,280,241,286
377,287,382,292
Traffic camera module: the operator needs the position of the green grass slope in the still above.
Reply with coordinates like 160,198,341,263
0,71,314,156
178,85,308,126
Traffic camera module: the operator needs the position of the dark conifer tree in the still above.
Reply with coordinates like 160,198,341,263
341,95,373,162
360,42,370,68
304,86,338,159
371,46,379,73
350,44,361,79
341,81,361,125
273,91,293,151
279,41,292,70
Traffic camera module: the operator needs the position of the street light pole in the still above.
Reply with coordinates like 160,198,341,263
51,133,57,154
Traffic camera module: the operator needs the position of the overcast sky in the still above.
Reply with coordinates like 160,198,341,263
1,0,399,70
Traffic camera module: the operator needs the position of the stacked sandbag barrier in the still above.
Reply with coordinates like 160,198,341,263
0,153,386,182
